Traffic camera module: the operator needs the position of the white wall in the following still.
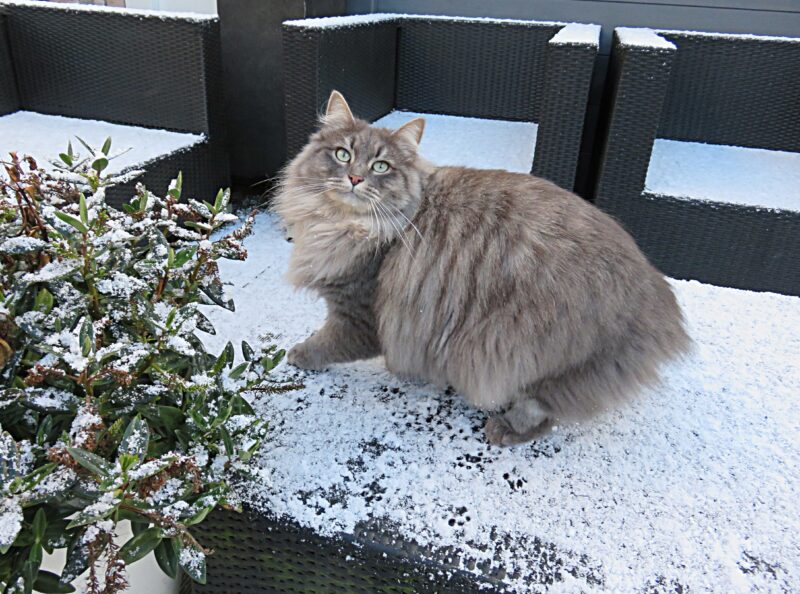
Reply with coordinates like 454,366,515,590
124,0,217,14
41,521,179,594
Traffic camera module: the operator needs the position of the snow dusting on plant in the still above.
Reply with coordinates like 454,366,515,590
0,146,295,592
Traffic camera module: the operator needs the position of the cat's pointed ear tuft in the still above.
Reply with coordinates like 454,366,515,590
392,117,425,147
324,90,356,127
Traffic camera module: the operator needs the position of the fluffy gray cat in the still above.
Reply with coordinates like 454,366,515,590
273,90,690,446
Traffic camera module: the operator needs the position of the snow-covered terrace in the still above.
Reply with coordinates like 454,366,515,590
196,207,798,592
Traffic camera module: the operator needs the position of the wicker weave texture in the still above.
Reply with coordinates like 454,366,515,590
7,4,216,134
606,193,800,295
596,34,676,202
396,20,558,122
283,22,397,158
532,41,597,189
0,12,18,115
185,508,505,593
658,33,800,153
283,17,597,192
595,29,800,296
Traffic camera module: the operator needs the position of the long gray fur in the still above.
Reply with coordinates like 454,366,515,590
272,91,690,446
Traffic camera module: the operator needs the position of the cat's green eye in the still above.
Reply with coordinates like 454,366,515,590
372,160,390,173
334,148,351,162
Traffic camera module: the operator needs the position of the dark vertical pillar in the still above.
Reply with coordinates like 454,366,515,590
217,0,346,185
0,13,20,115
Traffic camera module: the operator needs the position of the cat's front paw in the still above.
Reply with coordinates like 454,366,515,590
287,341,329,371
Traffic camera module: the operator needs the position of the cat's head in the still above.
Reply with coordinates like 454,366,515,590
277,91,428,229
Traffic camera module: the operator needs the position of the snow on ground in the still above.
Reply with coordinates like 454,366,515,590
646,138,800,211
373,111,538,174
201,213,800,593
0,111,203,176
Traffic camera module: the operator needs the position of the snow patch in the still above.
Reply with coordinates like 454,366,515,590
616,27,676,49
1,0,216,22
646,138,800,211
373,111,537,173
550,23,600,46
284,12,597,31
0,111,204,178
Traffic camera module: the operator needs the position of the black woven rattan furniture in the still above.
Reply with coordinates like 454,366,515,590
182,508,516,593
595,27,800,296
0,0,228,206
283,14,599,192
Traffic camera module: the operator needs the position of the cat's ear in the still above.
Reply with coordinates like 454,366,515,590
324,90,356,127
392,117,425,147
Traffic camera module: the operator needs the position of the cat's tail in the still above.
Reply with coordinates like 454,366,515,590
534,310,691,421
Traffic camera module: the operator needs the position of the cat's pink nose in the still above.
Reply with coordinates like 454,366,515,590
348,174,364,186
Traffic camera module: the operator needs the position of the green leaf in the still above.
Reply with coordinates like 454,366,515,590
167,172,183,200
194,310,215,334
165,307,177,328
185,505,214,527
155,406,184,431
32,508,47,543
58,153,73,167
211,341,233,374
119,527,162,565
34,570,76,593
213,189,225,213
219,426,233,456
101,137,112,155
75,136,93,154
65,509,109,530
154,537,180,579
54,211,88,234
119,416,149,460
34,288,54,314
179,545,206,584
230,394,255,416
79,193,88,226
119,452,140,472
173,246,196,268
223,342,235,368
60,535,89,585
91,157,108,174
228,361,249,380
241,341,254,362
79,317,93,348
36,415,54,447
65,447,112,477
130,520,149,538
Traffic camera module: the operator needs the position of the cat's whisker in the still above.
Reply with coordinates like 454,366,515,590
384,201,424,242
373,198,415,258
367,202,382,257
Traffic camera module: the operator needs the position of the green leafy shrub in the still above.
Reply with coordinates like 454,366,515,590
0,145,291,593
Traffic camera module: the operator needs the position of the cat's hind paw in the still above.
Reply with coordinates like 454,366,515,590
485,415,552,447
287,341,329,371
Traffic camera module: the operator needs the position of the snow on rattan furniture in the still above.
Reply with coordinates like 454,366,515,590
0,0,228,206
595,27,800,296
282,14,599,192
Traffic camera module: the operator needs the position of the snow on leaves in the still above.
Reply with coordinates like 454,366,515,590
0,144,292,592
